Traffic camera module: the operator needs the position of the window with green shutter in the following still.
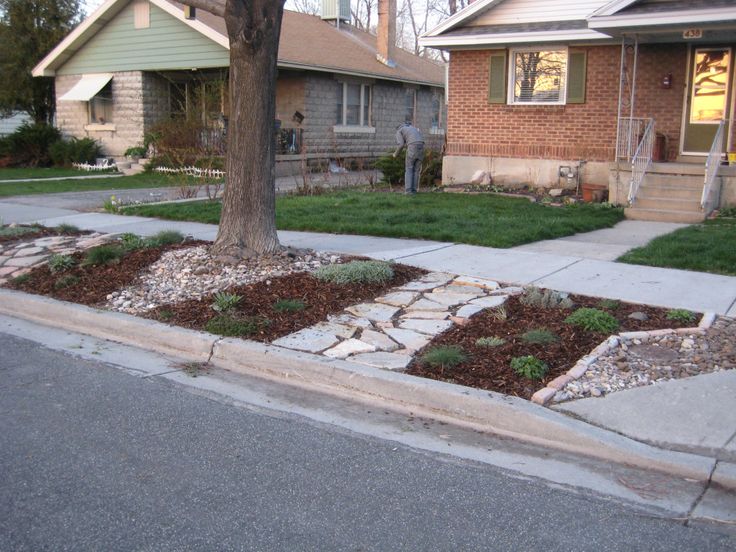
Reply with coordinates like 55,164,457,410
567,51,587,104
488,51,507,104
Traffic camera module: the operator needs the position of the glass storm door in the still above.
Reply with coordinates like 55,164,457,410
683,47,732,154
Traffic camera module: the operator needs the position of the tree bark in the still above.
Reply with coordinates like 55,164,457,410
202,0,285,258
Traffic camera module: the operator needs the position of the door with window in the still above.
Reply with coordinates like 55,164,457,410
682,47,732,154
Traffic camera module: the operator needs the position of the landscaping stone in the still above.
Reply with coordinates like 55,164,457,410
346,302,401,322
375,291,420,307
470,295,507,308
359,329,400,352
455,304,484,318
350,351,412,371
271,328,339,353
398,319,453,336
398,280,446,292
453,276,500,291
491,286,524,296
399,310,449,320
405,298,445,311
311,321,357,339
426,291,478,307
323,338,375,359
6,255,47,267
384,328,431,352
328,313,372,328
629,311,649,321
14,247,44,257
442,284,485,297
420,272,455,284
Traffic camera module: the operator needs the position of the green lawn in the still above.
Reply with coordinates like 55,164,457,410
0,172,208,197
123,190,625,248
0,167,105,180
617,217,736,276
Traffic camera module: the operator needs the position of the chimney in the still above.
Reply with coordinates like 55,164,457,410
377,0,396,68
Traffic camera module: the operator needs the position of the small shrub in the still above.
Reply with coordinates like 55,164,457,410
55,223,80,235
0,225,34,239
49,137,102,166
597,299,620,310
273,299,306,313
103,195,119,213
205,314,268,337
82,245,125,266
374,149,405,186
666,309,697,324
476,336,506,347
158,308,174,321
312,260,394,285
510,356,549,380
520,328,559,345
211,292,242,313
565,308,619,334
124,145,147,158
48,254,76,273
11,273,31,285
119,233,146,250
520,286,574,309
145,230,185,248
488,306,507,321
54,274,80,289
0,123,61,167
421,345,468,369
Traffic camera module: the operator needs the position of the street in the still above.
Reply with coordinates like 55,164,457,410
1,327,734,551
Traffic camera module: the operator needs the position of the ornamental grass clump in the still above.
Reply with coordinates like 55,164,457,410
312,260,394,285
145,230,185,248
520,328,560,345
565,308,619,334
82,244,125,266
475,336,506,347
119,232,146,251
205,314,269,338
597,299,620,311
48,254,75,273
421,345,468,369
273,298,306,313
666,308,697,324
54,274,79,290
510,355,548,380
520,286,574,309
55,223,80,235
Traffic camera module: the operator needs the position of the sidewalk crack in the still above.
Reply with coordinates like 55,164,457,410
529,259,583,284
685,460,718,526
391,243,457,261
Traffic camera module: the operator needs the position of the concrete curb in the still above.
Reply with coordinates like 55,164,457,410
531,313,717,406
0,288,720,485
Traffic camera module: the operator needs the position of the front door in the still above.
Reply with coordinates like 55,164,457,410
682,47,732,154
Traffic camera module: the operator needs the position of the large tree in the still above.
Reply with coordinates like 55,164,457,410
185,0,285,258
0,0,82,123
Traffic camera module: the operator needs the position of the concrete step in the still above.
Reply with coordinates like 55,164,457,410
122,165,146,176
625,207,705,223
633,197,702,212
637,185,702,201
115,161,132,170
640,173,705,188
617,161,706,177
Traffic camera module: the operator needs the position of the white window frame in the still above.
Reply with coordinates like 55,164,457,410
430,91,445,134
334,81,374,133
508,46,568,106
87,82,114,127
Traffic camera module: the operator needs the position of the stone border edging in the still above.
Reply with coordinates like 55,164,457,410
0,287,722,485
531,313,718,405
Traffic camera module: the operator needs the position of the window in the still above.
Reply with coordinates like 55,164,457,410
509,48,567,105
691,48,731,123
404,89,416,124
430,93,444,133
89,82,113,124
336,82,372,127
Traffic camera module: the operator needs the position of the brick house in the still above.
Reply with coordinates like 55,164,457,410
421,0,736,221
32,0,445,175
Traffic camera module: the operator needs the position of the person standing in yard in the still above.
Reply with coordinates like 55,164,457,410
393,120,424,195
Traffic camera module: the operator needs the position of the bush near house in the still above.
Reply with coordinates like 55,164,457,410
49,137,102,166
0,123,61,167
374,149,443,188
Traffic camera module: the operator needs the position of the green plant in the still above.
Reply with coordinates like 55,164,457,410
0,123,61,167
124,145,147,158
273,298,306,313
312,260,394,285
55,223,80,235
520,286,574,309
119,233,146,250
10,273,31,285
565,308,619,334
488,306,507,321
421,345,468,369
145,230,185,248
82,244,125,266
510,356,549,380
205,314,269,337
718,205,736,218
48,254,76,273
475,336,506,347
211,292,242,313
374,149,405,186
157,308,174,321
0,225,34,238
666,309,697,324
103,195,119,213
49,137,102,166
597,299,620,310
520,328,560,345
54,274,80,289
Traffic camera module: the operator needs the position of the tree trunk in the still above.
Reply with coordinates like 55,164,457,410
212,0,285,258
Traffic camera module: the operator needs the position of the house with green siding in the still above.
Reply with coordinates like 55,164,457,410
33,0,445,173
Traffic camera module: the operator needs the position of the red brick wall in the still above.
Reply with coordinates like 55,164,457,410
447,44,689,162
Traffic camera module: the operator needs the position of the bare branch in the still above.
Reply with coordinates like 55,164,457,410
181,0,226,18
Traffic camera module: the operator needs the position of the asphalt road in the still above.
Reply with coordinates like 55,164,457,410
1,333,734,552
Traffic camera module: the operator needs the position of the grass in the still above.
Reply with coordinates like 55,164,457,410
0,167,104,180
123,191,624,248
617,218,736,276
0,172,209,198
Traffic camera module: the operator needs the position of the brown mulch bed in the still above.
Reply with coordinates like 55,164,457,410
406,295,698,399
5,241,206,305
147,263,426,342
0,225,90,245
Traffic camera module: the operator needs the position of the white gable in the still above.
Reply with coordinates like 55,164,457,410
467,0,611,26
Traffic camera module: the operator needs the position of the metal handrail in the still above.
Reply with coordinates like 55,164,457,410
617,117,651,161
701,120,725,212
627,118,655,205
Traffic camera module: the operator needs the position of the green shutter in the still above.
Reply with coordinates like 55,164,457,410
488,51,507,104
567,51,587,104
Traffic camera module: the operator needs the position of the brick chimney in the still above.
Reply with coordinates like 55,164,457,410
376,0,396,68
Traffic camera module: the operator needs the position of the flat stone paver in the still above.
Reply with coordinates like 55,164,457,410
398,319,454,336
405,298,445,311
425,291,480,307
350,351,412,371
311,321,357,339
399,310,448,320
271,329,339,353
470,296,508,308
346,302,401,322
6,255,47,267
383,328,430,352
374,291,420,307
327,313,372,328
359,329,400,352
323,338,375,359
397,280,446,292
14,246,44,257
456,304,485,318
453,276,500,290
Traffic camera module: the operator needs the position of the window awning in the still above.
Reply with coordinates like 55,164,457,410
59,74,113,101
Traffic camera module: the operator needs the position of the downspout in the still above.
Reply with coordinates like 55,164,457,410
615,36,626,163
